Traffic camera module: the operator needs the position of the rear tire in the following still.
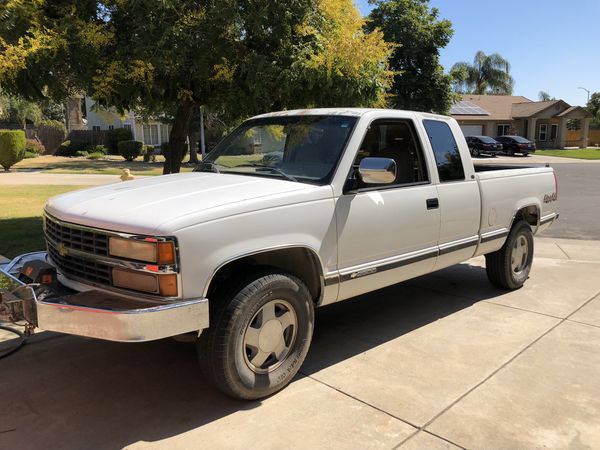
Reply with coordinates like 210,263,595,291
470,147,480,157
198,272,314,400
485,220,534,290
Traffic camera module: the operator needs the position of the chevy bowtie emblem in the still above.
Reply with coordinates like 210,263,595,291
58,243,69,257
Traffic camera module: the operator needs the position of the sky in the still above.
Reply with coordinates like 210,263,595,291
355,0,599,106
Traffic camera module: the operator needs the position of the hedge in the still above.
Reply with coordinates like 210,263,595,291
118,140,143,161
107,128,133,154
0,130,26,171
55,139,94,157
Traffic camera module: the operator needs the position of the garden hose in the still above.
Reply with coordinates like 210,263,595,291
0,325,26,360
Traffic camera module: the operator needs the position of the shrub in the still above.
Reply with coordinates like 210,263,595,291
55,139,93,156
118,140,143,161
87,152,106,160
107,128,133,154
142,145,156,162
26,138,45,155
24,150,38,159
0,129,26,171
93,144,109,155
75,150,89,158
56,140,72,156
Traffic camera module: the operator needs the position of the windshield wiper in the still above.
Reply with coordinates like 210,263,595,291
194,161,221,173
233,164,298,182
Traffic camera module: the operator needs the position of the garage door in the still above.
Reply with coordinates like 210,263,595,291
459,125,483,136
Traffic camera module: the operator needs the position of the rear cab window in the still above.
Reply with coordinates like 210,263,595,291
423,120,465,182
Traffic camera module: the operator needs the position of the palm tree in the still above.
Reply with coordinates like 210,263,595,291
538,91,555,101
450,51,514,95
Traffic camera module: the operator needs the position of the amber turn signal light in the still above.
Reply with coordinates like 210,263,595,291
159,274,178,297
157,242,176,265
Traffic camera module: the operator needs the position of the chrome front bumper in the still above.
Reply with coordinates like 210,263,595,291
0,253,209,342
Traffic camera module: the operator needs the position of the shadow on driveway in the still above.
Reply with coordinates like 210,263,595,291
0,263,504,449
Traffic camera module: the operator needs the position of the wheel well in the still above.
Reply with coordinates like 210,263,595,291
206,247,323,304
513,205,539,228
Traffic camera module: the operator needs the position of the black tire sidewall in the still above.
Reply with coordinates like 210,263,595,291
503,221,534,288
225,275,313,399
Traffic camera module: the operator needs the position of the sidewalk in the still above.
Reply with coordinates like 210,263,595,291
0,171,137,185
1,236,600,449
474,153,600,165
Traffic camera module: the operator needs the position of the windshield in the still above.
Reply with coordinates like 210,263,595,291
510,136,531,143
199,115,358,184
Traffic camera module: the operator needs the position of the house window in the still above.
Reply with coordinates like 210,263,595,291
497,124,510,136
550,124,558,141
108,125,114,131
123,124,132,131
92,125,101,131
143,124,159,145
539,124,548,141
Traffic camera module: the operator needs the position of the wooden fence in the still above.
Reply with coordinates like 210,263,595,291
0,123,66,154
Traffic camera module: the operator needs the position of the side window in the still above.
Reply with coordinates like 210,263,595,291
354,119,429,187
423,120,465,182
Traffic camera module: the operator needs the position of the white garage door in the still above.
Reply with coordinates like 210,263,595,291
459,125,483,136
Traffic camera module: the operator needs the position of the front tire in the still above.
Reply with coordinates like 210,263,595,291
485,220,534,290
198,272,314,400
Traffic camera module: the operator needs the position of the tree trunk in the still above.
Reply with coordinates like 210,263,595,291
163,101,195,175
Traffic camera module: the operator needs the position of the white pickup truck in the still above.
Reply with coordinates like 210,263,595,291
0,108,558,399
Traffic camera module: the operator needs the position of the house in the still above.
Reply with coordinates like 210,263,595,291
450,95,593,149
84,97,172,147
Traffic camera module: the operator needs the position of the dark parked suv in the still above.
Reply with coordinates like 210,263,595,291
495,135,536,156
465,135,503,157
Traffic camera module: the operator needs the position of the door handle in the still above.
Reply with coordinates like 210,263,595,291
426,198,439,210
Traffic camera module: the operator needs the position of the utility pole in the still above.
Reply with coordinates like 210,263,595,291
199,106,206,159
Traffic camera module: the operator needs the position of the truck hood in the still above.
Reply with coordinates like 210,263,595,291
45,172,330,235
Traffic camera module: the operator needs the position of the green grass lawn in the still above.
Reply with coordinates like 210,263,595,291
0,185,85,258
13,155,195,176
536,148,600,160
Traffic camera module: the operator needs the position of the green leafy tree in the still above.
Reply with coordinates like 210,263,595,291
586,92,600,126
366,0,454,114
450,51,514,95
0,94,43,129
0,0,392,174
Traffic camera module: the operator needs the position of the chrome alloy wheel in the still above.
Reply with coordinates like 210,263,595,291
242,299,298,374
511,235,529,274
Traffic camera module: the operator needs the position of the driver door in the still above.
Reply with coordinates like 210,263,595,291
335,119,441,301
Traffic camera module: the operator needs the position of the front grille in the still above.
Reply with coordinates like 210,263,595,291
45,215,109,256
45,215,112,285
47,244,112,285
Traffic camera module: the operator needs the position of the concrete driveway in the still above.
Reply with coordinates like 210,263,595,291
2,236,599,449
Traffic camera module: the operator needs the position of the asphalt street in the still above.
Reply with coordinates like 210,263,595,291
474,155,600,240
544,163,600,240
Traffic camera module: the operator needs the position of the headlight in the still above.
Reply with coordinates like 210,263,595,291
112,268,178,297
109,237,176,264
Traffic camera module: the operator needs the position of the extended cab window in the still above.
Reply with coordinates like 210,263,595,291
423,120,465,182
353,119,429,188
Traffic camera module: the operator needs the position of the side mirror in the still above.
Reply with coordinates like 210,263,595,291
358,157,396,184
